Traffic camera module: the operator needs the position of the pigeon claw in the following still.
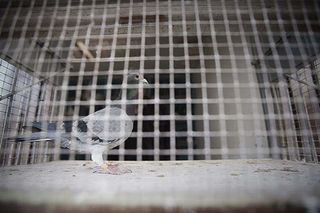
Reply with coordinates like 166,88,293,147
94,163,132,175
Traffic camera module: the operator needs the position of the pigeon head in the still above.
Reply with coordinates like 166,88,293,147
127,73,149,86
116,72,149,115
122,72,149,100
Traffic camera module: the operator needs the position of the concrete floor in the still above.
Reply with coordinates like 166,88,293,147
0,159,319,212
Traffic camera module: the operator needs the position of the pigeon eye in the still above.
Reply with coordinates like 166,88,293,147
135,74,139,80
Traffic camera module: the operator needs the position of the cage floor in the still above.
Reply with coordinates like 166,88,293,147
0,159,319,212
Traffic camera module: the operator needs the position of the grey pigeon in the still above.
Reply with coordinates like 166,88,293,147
9,72,149,174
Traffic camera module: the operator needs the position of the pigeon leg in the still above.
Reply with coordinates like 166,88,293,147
91,149,104,166
90,148,131,174
90,147,131,175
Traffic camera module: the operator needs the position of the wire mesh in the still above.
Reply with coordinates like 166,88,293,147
0,0,319,165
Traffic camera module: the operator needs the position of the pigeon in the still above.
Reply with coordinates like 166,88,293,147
9,72,149,175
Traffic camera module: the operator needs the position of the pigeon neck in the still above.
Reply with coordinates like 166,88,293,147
116,88,139,101
116,89,139,116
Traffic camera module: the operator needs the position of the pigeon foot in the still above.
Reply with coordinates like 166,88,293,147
93,163,132,175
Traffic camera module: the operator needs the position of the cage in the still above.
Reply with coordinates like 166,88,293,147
0,0,319,212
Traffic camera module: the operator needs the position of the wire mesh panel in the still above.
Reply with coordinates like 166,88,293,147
1,1,320,212
0,0,319,166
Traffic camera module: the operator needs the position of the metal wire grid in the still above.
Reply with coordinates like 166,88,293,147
0,0,319,165
288,60,320,161
0,59,40,137
0,59,16,139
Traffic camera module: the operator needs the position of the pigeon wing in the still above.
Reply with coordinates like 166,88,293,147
72,106,133,146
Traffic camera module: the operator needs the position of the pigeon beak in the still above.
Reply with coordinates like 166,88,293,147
141,78,149,86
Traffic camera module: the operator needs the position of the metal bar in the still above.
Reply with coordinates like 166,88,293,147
284,73,320,91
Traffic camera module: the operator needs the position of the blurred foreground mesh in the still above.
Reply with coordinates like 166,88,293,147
0,0,319,212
